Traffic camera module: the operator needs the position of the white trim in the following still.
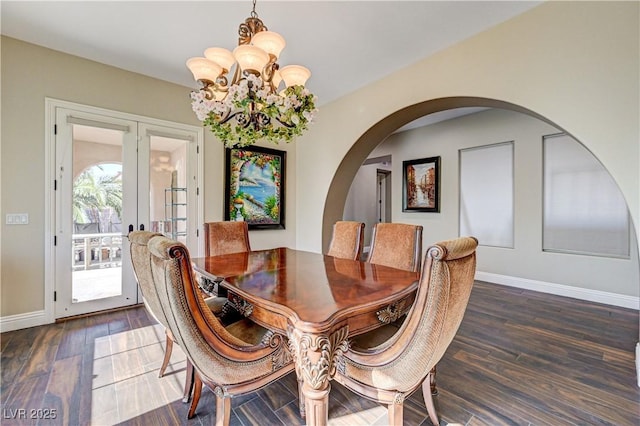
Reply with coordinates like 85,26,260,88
47,98,199,130
0,310,47,333
196,132,204,257
635,342,640,387
67,116,130,132
44,97,204,322
146,128,194,141
476,271,640,310
44,98,57,326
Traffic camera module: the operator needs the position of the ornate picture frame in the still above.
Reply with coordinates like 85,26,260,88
402,156,440,212
225,145,286,229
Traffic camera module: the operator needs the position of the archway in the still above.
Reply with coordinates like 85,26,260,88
323,96,639,305
322,96,564,249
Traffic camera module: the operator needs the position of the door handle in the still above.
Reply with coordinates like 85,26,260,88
128,224,134,234
139,224,145,231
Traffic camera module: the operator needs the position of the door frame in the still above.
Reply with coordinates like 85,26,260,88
44,98,204,323
376,169,392,224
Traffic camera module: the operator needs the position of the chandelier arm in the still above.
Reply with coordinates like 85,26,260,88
218,110,242,126
215,75,230,91
199,82,215,100
262,57,279,85
239,17,267,45
274,117,296,128
254,112,271,130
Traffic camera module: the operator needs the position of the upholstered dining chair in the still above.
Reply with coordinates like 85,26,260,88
203,221,251,256
335,236,478,426
130,230,221,410
128,231,205,412
146,234,295,423
366,222,423,273
200,221,252,298
129,231,185,383
327,220,365,260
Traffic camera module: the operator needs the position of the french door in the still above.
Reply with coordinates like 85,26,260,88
52,104,200,318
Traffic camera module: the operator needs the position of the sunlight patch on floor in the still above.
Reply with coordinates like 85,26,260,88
90,324,187,424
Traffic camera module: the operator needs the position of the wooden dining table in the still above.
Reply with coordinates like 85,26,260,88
191,247,419,426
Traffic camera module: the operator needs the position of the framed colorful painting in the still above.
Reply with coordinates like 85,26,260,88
402,156,440,212
224,146,285,229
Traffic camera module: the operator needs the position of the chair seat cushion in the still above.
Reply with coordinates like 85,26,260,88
350,324,399,350
225,318,271,346
204,296,228,315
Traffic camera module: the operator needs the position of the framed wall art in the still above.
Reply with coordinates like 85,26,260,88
225,145,285,229
402,156,440,212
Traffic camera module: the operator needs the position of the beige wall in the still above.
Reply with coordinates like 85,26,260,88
295,1,640,276
0,36,297,318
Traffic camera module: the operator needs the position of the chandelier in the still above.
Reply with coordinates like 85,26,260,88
186,0,317,148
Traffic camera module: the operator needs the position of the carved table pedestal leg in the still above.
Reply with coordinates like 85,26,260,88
287,325,349,426
302,383,330,426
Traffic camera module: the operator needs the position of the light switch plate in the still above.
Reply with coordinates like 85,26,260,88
6,213,29,225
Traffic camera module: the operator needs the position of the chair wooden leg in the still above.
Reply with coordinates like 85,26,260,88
387,401,404,426
188,373,203,419
215,393,231,426
430,365,438,395
422,373,439,426
159,329,173,378
182,359,195,403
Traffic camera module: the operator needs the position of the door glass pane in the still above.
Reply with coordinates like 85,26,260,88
148,135,188,244
72,125,124,302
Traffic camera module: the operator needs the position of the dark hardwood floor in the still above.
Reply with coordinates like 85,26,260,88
1,281,638,425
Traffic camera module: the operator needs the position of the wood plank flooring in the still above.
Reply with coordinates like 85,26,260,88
1,281,638,425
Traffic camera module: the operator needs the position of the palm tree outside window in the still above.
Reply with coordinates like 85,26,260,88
73,163,123,233
72,163,123,269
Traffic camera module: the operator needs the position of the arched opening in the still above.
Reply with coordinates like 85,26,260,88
323,96,638,305
323,96,626,246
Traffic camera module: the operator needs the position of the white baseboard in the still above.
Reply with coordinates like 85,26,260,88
475,271,639,310
636,343,640,387
0,310,48,333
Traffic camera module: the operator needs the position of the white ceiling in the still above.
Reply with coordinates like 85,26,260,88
1,0,541,109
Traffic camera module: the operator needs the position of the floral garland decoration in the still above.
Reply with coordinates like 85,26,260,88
190,74,318,147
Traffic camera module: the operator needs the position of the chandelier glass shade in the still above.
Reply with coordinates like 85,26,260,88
187,1,317,147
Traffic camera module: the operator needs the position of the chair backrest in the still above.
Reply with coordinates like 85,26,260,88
203,221,251,256
128,230,166,326
366,223,423,273
327,221,365,260
344,236,478,392
146,234,290,385
407,236,477,372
